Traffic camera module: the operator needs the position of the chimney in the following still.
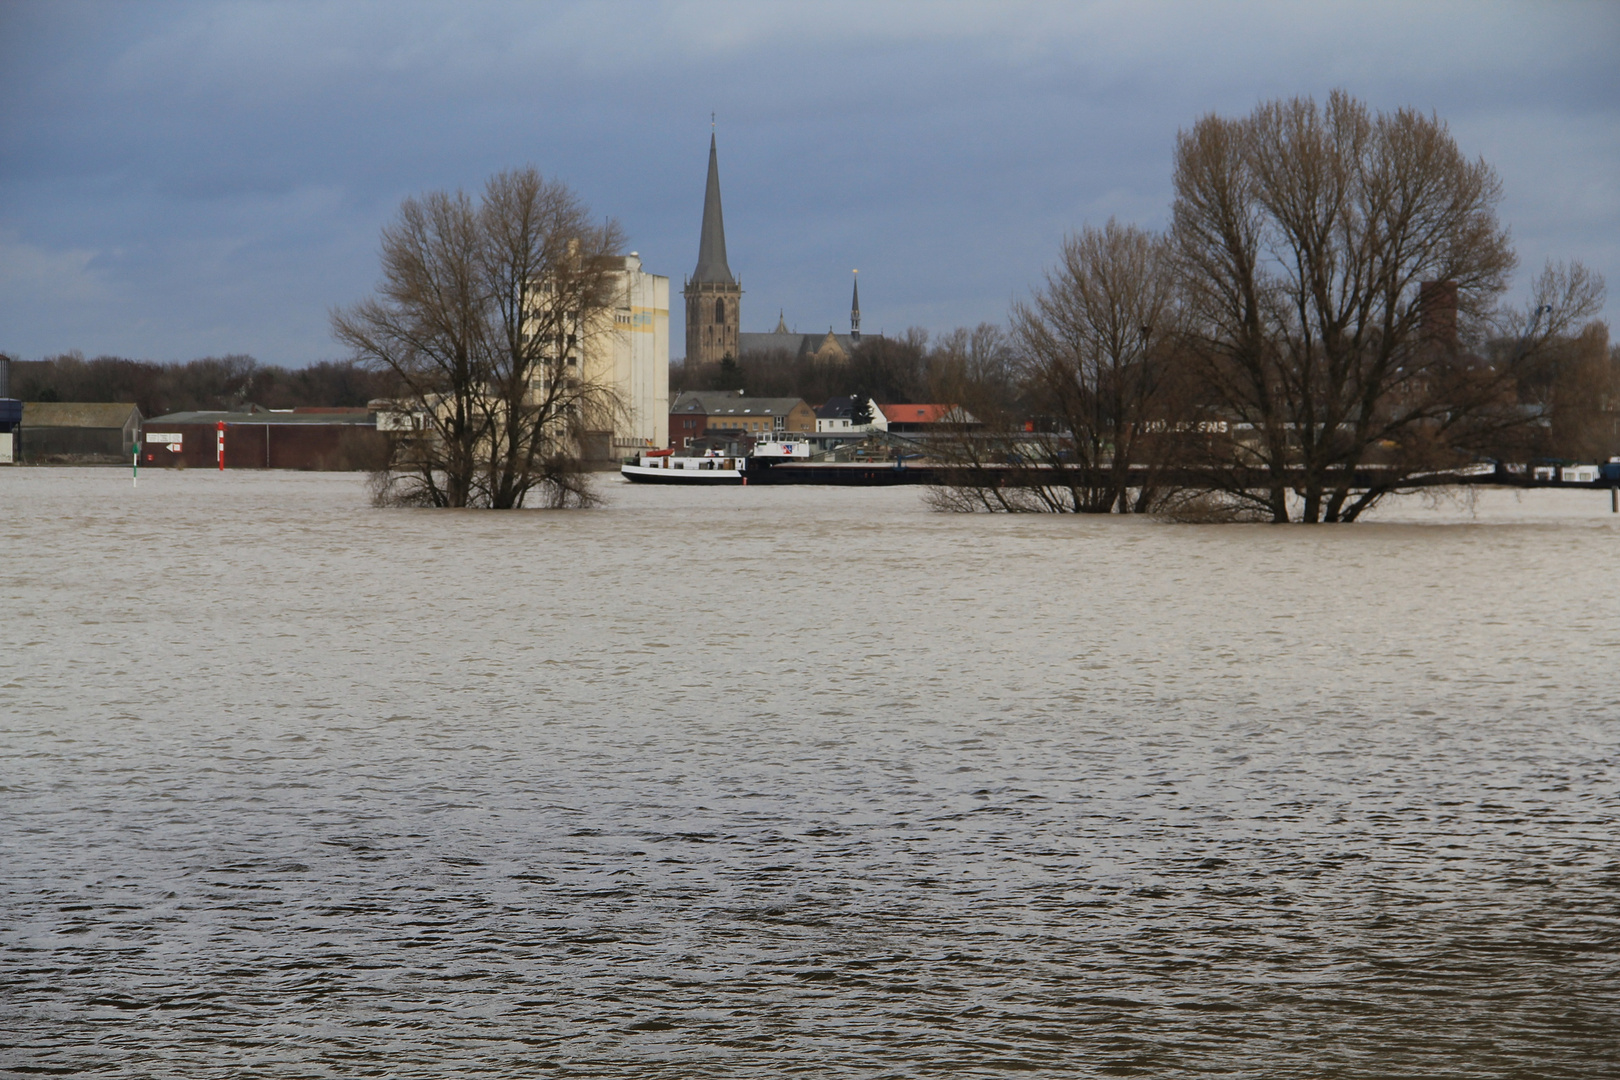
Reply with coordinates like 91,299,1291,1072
1418,280,1459,352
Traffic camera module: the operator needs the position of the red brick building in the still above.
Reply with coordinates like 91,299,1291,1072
667,391,815,448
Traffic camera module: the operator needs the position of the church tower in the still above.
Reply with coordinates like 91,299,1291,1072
683,132,742,365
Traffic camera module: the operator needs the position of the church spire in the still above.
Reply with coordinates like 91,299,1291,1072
850,269,861,342
691,132,734,284
683,127,742,367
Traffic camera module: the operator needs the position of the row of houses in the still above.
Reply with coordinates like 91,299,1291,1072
0,389,967,469
667,390,970,451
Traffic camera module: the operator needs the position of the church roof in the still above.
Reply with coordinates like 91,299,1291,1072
737,329,861,360
690,134,735,285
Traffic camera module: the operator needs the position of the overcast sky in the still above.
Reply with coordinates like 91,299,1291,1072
2,0,1616,366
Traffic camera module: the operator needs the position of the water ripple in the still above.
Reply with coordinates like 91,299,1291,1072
2,471,1617,1076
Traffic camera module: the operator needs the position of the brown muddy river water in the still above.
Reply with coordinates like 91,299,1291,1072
3,469,1618,1077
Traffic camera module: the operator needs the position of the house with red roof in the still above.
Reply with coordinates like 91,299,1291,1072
877,403,979,434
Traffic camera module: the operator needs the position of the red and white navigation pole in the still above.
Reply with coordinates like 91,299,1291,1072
216,421,226,471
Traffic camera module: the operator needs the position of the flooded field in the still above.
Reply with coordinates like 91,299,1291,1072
3,468,1618,1077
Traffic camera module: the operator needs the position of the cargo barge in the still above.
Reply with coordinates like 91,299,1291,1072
621,441,937,486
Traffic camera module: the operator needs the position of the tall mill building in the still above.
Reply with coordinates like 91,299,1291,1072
683,134,741,365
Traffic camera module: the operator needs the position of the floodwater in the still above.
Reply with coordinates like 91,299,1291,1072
3,468,1618,1078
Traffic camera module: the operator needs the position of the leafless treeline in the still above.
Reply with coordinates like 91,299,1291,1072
672,323,1021,412
8,353,391,419
929,91,1612,522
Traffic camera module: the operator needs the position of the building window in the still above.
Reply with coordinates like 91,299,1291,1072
715,298,725,323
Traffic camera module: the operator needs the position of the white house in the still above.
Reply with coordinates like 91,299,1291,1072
814,396,887,434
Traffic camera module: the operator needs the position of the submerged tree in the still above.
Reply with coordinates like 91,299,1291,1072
926,91,1606,519
333,168,624,508
1171,91,1602,522
1017,220,1186,512
928,220,1193,513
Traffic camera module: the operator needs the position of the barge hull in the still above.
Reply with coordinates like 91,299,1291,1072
746,461,933,485
621,468,743,485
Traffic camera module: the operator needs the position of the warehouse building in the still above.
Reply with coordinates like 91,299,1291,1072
141,407,387,470
18,402,142,463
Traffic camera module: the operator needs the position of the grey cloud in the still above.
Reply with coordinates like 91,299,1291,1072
0,0,1614,364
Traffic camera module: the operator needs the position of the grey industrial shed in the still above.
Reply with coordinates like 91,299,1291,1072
20,402,142,462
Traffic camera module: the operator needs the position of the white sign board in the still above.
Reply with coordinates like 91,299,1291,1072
146,432,183,445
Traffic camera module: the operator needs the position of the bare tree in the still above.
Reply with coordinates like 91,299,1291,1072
1540,321,1616,461
928,221,1189,513
927,323,1018,409
1171,91,1603,522
333,168,624,508
1506,263,1614,462
848,330,930,406
1020,220,1185,512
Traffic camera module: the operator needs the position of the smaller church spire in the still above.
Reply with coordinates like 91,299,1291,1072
774,309,789,334
850,269,861,343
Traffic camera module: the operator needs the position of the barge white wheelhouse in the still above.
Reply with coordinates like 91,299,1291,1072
619,441,811,485
621,448,745,484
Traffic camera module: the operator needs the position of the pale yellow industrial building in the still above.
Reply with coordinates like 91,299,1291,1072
589,253,669,459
